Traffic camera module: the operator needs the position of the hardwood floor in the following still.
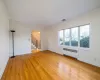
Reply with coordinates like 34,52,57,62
1,51,100,80
31,49,40,53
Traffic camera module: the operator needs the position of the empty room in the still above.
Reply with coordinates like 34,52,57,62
0,0,100,80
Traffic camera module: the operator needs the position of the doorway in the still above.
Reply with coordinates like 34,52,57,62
31,31,41,53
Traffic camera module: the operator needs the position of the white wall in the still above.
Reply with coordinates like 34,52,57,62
0,0,9,78
47,8,100,67
9,20,48,56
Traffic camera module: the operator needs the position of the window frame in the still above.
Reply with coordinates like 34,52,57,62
79,24,90,50
58,24,90,49
64,29,71,46
58,29,64,46
70,27,79,47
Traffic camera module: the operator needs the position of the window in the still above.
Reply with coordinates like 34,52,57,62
58,24,90,48
59,30,64,45
71,27,78,46
64,29,70,46
80,25,90,48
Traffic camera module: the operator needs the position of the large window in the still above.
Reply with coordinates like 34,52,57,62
71,27,78,46
58,24,90,48
59,30,64,45
80,25,90,48
64,29,70,46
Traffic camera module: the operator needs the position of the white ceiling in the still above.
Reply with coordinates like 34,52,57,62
4,0,100,26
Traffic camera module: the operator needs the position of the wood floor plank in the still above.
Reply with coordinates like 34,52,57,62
1,50,100,80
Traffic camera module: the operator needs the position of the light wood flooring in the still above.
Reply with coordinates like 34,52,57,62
1,51,100,80
31,49,40,53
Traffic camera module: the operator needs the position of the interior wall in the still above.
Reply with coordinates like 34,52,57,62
9,20,48,56
0,0,9,78
47,8,100,67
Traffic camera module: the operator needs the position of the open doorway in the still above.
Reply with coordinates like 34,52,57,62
31,31,41,53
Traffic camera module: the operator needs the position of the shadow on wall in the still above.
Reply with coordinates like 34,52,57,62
31,31,41,49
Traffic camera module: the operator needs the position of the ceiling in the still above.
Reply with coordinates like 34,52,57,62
4,0,100,27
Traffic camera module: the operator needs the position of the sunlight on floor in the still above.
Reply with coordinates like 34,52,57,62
32,49,40,53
